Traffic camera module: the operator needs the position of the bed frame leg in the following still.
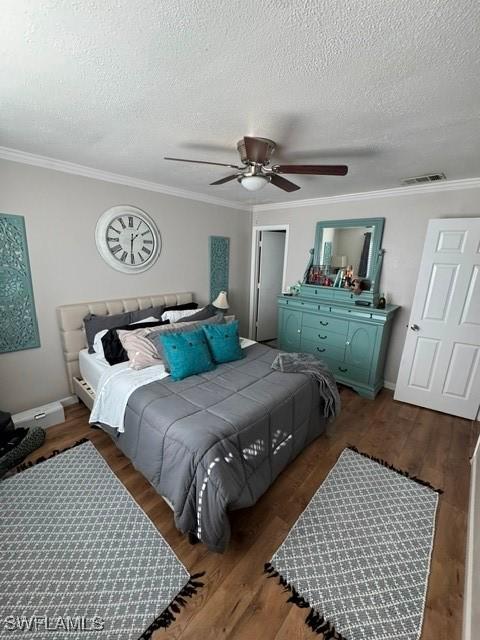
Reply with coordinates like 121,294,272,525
188,532,200,545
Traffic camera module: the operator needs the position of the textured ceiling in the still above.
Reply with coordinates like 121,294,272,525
1,0,480,205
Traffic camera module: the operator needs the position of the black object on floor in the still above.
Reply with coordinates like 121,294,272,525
0,410,15,439
188,532,201,545
0,425,46,478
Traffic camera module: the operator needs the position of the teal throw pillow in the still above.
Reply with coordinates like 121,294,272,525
202,320,245,364
159,329,216,381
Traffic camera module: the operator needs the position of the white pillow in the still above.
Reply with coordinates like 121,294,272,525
92,329,109,359
161,308,204,323
130,316,159,324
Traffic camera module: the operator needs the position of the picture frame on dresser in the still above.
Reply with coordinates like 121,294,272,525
278,217,399,398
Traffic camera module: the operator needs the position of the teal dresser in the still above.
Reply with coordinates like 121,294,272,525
276,217,400,398
278,290,399,399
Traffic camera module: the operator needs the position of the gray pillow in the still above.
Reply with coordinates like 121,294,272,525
148,315,225,371
130,305,165,323
84,305,165,353
176,304,219,323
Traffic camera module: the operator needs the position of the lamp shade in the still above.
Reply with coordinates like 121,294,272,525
212,291,229,309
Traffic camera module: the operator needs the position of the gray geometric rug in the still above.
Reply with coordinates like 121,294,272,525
265,447,440,640
0,440,204,639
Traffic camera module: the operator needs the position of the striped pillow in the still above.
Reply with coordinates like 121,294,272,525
117,328,161,370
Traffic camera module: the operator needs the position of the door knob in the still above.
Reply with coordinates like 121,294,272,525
410,324,420,331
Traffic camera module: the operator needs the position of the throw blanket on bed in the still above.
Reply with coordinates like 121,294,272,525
271,352,341,420
90,364,169,432
100,343,330,552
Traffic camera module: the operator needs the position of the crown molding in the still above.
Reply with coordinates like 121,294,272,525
2,145,479,214
0,145,251,211
252,176,480,212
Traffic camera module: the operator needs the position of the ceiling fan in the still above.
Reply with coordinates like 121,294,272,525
164,136,348,192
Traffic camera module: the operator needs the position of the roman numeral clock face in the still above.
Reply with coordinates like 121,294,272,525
95,206,161,273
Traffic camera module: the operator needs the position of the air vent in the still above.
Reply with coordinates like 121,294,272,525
401,173,446,186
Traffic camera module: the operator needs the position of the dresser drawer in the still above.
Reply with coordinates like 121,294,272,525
302,313,348,335
301,325,347,349
301,339,345,362
324,358,370,385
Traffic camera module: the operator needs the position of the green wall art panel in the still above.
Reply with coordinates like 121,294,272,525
0,213,40,353
209,236,230,300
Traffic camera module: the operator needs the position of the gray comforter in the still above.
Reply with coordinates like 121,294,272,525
105,343,328,552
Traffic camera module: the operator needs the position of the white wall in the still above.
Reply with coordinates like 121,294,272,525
253,186,480,386
0,159,251,413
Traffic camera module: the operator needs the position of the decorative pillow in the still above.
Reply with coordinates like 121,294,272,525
148,315,225,371
102,319,170,365
202,320,245,364
117,328,162,370
161,307,205,323
84,305,164,353
159,329,215,381
130,306,165,323
176,304,218,323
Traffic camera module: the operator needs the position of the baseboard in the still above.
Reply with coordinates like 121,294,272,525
59,395,79,407
463,435,480,639
383,380,396,391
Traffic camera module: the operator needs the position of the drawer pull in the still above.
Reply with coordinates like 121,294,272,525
318,334,327,340
319,320,328,326
316,347,326,353
338,366,348,373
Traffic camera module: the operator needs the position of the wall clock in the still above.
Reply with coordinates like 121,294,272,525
95,205,161,273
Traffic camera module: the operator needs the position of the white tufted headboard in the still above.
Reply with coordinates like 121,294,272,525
56,292,194,393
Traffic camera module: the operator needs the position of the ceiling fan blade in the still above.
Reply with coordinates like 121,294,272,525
269,173,301,192
164,157,241,169
210,174,239,185
243,137,270,164
273,164,348,176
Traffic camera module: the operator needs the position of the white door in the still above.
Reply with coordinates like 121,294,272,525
255,231,286,342
394,217,480,419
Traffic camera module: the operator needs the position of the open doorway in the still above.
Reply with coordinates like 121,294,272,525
249,225,289,344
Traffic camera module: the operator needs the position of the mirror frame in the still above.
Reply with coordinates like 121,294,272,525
312,217,385,290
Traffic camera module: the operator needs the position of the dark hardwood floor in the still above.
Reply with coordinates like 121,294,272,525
21,389,479,639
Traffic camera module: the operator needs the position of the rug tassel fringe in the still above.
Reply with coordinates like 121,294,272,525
16,438,90,473
264,563,347,639
138,572,206,639
347,446,443,494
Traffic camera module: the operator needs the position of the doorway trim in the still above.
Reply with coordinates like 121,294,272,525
249,224,290,340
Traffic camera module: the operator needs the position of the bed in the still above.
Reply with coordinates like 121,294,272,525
57,292,329,552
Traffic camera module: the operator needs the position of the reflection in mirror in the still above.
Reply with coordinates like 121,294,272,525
318,226,375,278
307,218,384,302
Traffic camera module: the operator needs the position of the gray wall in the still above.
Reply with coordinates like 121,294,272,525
253,186,480,386
0,159,251,413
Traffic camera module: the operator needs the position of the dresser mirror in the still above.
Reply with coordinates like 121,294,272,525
311,217,384,285
301,217,385,306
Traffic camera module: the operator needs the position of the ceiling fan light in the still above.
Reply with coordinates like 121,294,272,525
240,175,269,191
